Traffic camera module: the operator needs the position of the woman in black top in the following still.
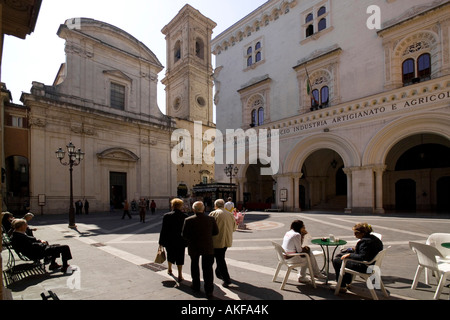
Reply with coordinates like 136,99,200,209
332,222,383,291
159,198,188,282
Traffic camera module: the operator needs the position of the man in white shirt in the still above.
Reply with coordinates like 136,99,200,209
282,220,324,282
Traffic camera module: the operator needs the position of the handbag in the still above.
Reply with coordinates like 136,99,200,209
154,246,166,264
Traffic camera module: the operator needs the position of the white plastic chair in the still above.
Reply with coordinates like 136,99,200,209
426,233,450,259
409,241,450,300
425,233,450,284
271,241,316,290
371,232,383,240
334,246,390,300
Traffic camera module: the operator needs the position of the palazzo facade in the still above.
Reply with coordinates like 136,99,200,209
212,0,450,213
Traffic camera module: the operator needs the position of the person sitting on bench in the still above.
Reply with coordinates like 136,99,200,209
11,219,74,273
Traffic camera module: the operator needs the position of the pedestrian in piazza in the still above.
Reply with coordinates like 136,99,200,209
158,198,188,282
84,199,89,215
122,199,132,219
150,200,157,215
139,198,147,223
209,199,237,287
182,201,218,299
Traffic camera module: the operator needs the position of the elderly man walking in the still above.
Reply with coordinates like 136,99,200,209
209,199,237,287
182,201,219,299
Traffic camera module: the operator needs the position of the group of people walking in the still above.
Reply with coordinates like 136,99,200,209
122,198,157,222
158,196,383,299
158,198,237,299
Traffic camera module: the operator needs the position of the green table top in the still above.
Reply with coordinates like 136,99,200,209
311,238,347,246
441,242,450,249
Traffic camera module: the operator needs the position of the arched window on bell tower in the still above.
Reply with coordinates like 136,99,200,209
174,40,181,63
195,38,204,60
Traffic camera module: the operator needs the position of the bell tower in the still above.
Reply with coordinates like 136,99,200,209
162,4,216,125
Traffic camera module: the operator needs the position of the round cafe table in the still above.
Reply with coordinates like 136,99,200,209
311,238,347,284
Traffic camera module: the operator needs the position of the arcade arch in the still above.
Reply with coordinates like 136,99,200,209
364,114,450,213
384,134,450,212
299,149,347,210
281,134,359,211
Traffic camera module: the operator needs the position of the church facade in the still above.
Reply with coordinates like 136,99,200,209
212,0,450,213
20,18,177,213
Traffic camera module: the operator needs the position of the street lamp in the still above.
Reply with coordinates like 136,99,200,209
56,142,85,229
224,164,239,197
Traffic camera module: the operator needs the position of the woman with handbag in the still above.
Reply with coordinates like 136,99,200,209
158,198,188,282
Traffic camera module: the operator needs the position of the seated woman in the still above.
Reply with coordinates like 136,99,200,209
282,220,325,282
332,222,383,293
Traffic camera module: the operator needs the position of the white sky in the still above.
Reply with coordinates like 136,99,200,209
1,0,268,115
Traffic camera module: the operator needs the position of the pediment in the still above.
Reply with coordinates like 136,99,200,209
103,70,132,82
97,148,139,162
58,18,164,71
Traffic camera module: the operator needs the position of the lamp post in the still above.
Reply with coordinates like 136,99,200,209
224,164,239,198
56,142,84,229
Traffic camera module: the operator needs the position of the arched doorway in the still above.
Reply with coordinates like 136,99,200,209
301,149,346,211
244,162,274,210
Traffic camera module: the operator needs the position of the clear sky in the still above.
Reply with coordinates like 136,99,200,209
1,0,268,114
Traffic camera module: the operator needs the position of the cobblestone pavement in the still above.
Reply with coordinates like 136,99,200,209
2,209,449,315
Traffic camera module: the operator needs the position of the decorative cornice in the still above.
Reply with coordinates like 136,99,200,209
103,70,132,82
161,4,217,36
258,74,450,137
378,0,450,36
70,124,96,136
212,0,298,54
97,148,139,162
29,117,46,128
140,137,158,146
293,45,342,70
238,74,271,93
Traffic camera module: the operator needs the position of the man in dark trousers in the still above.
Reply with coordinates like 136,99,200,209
182,201,219,299
11,219,74,273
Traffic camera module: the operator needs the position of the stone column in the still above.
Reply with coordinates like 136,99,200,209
373,165,387,214
343,168,353,213
351,166,375,214
293,174,303,212
236,177,246,204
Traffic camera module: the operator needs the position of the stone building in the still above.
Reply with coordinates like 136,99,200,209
162,4,216,198
20,18,177,214
212,0,450,213
1,0,42,300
